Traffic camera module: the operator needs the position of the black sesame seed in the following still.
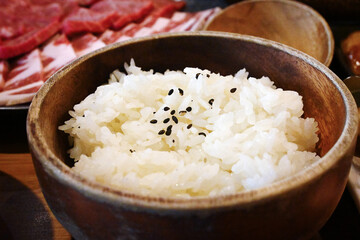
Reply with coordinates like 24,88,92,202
196,73,201,79
130,149,135,153
199,132,206,137
179,110,187,116
165,125,173,136
153,111,156,114
172,116,178,124
168,89,174,96
187,124,192,129
206,74,210,78
170,110,176,115
186,107,192,112
163,118,170,123
172,139,175,143
230,88,237,93
208,99,214,105
150,119,157,124
178,88,184,96
164,106,170,111
158,129,165,135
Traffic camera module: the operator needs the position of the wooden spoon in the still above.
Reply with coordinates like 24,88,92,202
205,0,334,66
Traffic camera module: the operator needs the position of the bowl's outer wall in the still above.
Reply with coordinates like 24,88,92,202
28,34,356,240
31,151,353,240
206,0,334,66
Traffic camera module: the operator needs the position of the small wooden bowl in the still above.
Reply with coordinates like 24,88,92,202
205,0,334,67
27,32,357,240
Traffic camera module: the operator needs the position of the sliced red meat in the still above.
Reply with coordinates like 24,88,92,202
0,81,44,106
0,20,26,40
187,7,221,31
168,8,221,32
33,0,80,19
151,0,186,17
63,0,154,35
132,17,171,38
99,30,121,44
62,7,118,36
0,3,63,59
112,1,154,29
110,16,166,40
0,60,9,91
71,33,106,57
4,49,43,91
91,0,154,30
76,0,101,6
41,34,77,80
114,0,185,37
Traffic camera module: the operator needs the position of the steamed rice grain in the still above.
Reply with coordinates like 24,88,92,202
59,59,320,198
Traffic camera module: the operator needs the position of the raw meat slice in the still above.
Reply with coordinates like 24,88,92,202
0,17,26,40
63,0,154,35
188,8,221,31
76,0,101,6
152,0,186,17
0,3,63,59
132,17,171,37
169,8,221,32
41,34,77,80
71,33,106,57
109,16,165,40
62,8,118,35
91,0,154,30
29,0,79,17
0,81,44,106
4,49,43,91
158,12,188,32
128,8,220,39
0,61,9,91
99,7,218,45
99,30,121,44
97,0,186,44
117,0,185,37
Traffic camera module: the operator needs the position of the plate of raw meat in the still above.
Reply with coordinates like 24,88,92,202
0,0,222,109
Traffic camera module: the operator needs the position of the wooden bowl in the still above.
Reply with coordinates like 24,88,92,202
27,32,357,240
205,0,334,67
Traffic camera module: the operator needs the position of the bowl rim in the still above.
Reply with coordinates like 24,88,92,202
27,31,357,211
204,0,335,67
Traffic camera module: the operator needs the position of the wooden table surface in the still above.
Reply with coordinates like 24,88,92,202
0,153,71,240
0,108,70,239
1,1,360,239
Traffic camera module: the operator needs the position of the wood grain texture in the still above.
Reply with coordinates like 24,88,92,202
205,0,334,66
0,153,71,240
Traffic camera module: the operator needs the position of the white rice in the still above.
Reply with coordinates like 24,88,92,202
59,59,320,198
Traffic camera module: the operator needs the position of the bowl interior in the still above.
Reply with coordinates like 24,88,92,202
29,32,348,199
205,0,334,66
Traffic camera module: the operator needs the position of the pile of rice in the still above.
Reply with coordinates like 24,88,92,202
59,59,320,198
